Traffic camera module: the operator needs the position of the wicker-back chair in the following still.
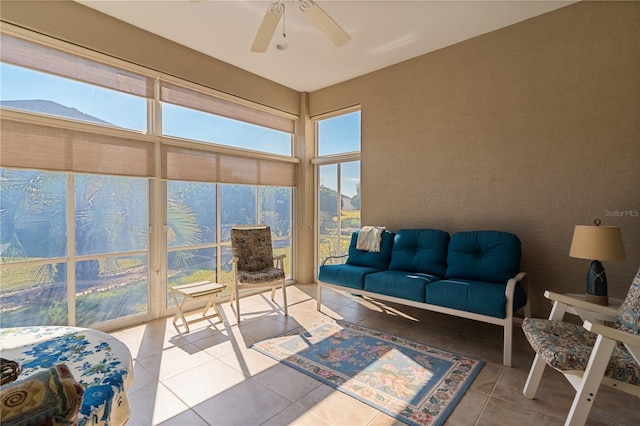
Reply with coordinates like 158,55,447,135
230,225,288,322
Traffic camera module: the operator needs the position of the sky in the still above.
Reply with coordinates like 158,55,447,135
0,62,361,195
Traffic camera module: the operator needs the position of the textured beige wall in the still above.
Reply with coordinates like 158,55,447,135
0,1,300,115
310,1,639,315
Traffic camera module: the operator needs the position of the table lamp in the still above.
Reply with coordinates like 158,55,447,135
569,219,625,306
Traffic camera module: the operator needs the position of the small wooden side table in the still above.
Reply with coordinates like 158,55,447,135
171,281,226,333
563,293,623,324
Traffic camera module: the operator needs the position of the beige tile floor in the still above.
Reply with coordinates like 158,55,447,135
111,284,639,426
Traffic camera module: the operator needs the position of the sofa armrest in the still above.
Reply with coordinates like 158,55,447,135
505,272,529,318
321,254,348,267
511,271,527,283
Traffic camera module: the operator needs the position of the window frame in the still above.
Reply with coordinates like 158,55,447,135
0,24,299,331
312,107,362,271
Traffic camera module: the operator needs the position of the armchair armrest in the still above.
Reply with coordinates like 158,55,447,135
544,291,616,317
273,253,285,269
584,321,640,347
320,254,348,267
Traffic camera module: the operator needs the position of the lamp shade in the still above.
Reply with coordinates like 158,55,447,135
569,225,626,261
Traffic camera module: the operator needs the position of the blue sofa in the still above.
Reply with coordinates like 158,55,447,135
317,228,531,367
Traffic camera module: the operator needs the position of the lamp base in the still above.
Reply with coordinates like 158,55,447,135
585,260,608,306
585,293,609,306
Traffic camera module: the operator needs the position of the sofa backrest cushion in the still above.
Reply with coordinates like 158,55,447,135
346,229,395,270
389,229,450,276
445,231,521,284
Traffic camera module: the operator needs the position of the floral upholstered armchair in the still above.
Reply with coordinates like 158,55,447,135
230,225,288,322
521,267,640,425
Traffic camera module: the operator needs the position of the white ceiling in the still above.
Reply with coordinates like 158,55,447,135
76,1,575,92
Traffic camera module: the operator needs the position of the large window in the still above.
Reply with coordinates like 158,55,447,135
166,182,293,307
163,104,292,156
260,186,293,277
0,170,149,327
0,169,69,326
318,111,361,156
0,29,298,329
0,34,149,131
167,181,217,307
74,175,149,326
161,81,295,156
315,110,361,266
0,63,147,131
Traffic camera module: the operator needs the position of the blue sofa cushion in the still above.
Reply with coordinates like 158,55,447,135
364,270,439,303
445,231,521,284
318,264,382,290
425,278,528,319
389,229,450,276
346,230,395,270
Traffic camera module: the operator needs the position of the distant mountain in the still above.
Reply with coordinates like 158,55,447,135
0,99,111,125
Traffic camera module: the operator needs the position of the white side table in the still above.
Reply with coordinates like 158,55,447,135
562,293,623,324
171,281,226,333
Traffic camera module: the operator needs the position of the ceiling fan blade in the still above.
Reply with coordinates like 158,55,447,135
298,0,351,47
251,2,284,53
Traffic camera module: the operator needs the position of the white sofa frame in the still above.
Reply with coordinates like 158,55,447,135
317,269,531,367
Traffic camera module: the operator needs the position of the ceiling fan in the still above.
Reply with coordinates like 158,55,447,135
251,0,351,53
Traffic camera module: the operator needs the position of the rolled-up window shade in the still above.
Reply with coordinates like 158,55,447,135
160,82,295,134
162,145,218,182
0,118,154,177
162,145,296,186
219,155,257,185
0,33,153,98
259,159,296,187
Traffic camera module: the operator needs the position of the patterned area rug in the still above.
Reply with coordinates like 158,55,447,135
252,316,484,426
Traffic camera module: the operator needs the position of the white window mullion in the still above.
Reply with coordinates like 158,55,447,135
149,78,166,318
337,162,343,253
216,184,221,284
67,174,76,326
257,186,262,225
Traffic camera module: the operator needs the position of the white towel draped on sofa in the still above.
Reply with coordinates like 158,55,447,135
356,226,386,252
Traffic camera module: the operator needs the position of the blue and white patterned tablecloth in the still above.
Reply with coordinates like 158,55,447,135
0,326,133,426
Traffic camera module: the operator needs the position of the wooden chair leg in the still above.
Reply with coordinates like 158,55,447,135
565,335,616,426
282,281,288,316
317,284,322,311
235,283,241,323
522,300,569,398
523,353,547,399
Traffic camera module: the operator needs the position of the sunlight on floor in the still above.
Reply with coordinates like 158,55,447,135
110,284,640,426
